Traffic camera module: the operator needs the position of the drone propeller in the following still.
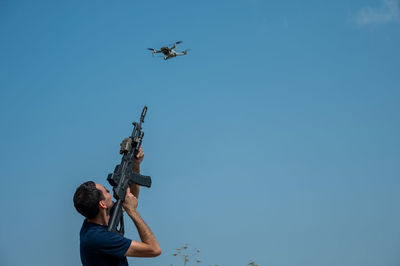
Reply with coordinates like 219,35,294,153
170,41,182,49
147,48,155,57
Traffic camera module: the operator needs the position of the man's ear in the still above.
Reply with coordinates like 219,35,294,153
99,200,107,209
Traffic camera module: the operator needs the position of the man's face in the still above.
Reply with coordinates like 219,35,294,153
95,183,114,210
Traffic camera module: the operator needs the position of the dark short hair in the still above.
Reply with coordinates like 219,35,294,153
73,181,105,219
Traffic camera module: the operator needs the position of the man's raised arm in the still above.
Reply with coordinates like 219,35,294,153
130,146,144,199
122,187,161,257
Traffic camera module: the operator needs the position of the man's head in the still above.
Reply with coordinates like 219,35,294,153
73,181,113,219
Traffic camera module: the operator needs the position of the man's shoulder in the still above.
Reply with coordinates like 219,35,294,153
80,220,110,246
80,220,107,235
79,220,132,264
80,220,131,249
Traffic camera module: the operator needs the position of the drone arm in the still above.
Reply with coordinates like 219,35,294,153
175,51,188,56
170,41,181,50
147,48,162,54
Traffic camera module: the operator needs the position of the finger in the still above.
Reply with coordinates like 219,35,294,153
126,187,131,194
136,149,144,158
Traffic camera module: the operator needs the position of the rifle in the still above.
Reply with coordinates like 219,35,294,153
107,106,152,235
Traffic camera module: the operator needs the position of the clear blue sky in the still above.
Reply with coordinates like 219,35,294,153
1,0,399,265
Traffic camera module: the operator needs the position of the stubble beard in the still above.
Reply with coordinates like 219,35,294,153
106,200,115,216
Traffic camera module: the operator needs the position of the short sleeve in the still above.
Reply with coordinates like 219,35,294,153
93,230,132,259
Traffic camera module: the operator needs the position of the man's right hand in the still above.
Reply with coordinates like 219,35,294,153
123,187,138,215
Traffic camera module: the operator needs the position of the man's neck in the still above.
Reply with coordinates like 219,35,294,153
87,210,109,226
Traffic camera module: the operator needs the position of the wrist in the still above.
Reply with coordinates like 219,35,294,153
127,208,139,217
132,164,140,174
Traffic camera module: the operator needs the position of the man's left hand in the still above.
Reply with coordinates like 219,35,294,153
133,146,144,166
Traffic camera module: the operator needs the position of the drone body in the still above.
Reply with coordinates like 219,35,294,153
147,41,188,60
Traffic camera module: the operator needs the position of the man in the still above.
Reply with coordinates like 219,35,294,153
73,147,161,266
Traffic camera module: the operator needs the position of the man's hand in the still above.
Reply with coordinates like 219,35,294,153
122,187,138,215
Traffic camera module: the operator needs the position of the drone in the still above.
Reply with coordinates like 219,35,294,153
147,41,189,60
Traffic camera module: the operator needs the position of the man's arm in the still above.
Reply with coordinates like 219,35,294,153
125,210,161,257
123,187,161,257
130,146,144,199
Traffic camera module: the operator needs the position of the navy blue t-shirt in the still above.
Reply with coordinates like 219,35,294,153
80,220,132,266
